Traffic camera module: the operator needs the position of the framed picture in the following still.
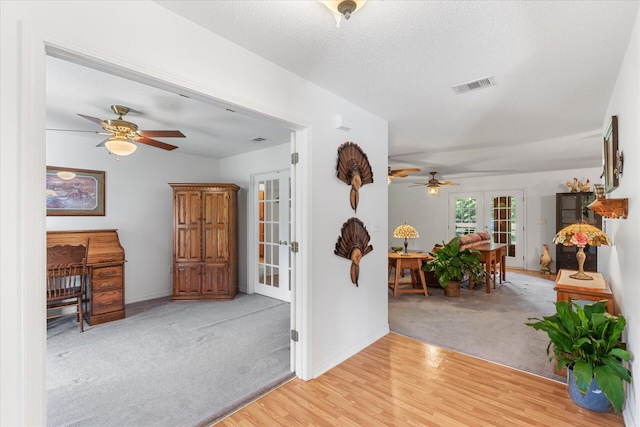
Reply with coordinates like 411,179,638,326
46,166,105,216
603,115,619,193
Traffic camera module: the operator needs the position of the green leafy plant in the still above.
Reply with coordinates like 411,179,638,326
526,300,632,414
422,237,487,288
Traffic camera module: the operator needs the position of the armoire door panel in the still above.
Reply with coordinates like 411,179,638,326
174,263,201,297
202,264,229,295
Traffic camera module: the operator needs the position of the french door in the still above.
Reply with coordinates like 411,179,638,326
449,190,524,268
254,170,292,302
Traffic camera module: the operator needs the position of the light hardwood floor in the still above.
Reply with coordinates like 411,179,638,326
219,269,623,426
219,332,622,426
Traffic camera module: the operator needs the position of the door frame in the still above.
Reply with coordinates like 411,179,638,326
449,189,526,268
15,24,313,422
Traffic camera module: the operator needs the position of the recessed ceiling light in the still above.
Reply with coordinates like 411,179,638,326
226,108,236,113
251,137,267,142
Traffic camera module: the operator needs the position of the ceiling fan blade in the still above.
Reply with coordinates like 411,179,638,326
77,113,112,129
137,136,179,151
47,128,111,135
138,130,185,138
409,183,427,187
390,168,421,174
439,181,459,186
95,137,110,148
392,173,409,178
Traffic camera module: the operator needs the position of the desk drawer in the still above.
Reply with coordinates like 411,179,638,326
92,265,123,280
91,289,124,315
92,276,123,291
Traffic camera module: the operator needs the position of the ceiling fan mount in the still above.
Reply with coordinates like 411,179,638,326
105,105,139,136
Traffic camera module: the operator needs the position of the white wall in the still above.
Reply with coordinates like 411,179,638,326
598,8,639,426
389,167,600,271
46,132,222,303
1,2,388,425
220,142,291,293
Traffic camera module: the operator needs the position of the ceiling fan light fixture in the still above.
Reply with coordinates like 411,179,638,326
427,185,439,197
319,0,366,28
105,135,137,157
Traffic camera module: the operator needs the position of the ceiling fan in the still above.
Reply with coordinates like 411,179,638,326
387,166,421,184
49,105,185,157
410,171,459,196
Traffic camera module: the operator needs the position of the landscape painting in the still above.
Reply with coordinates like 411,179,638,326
46,166,105,216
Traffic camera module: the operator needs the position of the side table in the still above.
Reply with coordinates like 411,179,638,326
554,269,614,313
388,252,429,297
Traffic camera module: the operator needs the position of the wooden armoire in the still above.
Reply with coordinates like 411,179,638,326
170,183,240,300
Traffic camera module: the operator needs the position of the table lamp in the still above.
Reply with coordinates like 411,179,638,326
553,221,610,280
393,223,419,256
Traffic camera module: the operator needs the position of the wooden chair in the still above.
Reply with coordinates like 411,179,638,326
47,238,89,332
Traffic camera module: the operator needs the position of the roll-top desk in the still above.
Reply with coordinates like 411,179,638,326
47,229,126,325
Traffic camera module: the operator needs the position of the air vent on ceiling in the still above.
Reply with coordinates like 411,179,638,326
452,76,496,94
251,137,267,142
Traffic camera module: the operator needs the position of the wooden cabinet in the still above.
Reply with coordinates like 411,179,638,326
555,192,602,272
47,229,126,325
170,183,239,300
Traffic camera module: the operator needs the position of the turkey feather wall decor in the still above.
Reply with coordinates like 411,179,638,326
334,217,373,286
336,141,374,212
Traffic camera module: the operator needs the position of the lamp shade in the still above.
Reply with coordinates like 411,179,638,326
105,136,137,157
393,223,419,239
553,220,609,281
427,185,439,196
553,221,610,247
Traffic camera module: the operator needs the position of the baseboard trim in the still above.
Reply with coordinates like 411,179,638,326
311,324,390,379
125,290,172,304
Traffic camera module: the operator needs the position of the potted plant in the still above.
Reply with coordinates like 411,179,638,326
422,237,487,297
526,300,632,414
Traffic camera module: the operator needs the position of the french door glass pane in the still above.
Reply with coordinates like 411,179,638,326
454,197,478,236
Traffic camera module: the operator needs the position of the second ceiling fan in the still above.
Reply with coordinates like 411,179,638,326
410,172,459,196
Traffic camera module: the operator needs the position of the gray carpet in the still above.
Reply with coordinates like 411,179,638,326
389,272,565,382
47,293,293,427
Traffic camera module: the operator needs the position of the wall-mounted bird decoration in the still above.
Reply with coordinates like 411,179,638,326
336,141,373,212
334,217,373,286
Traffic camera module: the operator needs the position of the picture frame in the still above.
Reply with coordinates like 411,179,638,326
46,166,105,216
602,115,619,193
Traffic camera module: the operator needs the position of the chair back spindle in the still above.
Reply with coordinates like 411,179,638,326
46,238,89,332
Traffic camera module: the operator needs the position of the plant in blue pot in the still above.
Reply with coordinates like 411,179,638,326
526,300,632,414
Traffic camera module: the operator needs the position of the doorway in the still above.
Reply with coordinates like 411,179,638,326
41,49,307,421
449,190,525,268
254,169,292,302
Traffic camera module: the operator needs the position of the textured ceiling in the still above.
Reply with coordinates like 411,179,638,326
46,56,294,159
48,1,639,180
